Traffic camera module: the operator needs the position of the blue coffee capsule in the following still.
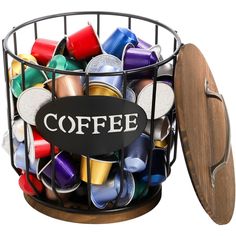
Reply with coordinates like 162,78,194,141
114,171,135,207
85,54,123,97
2,130,20,155
91,171,135,209
14,143,39,174
102,27,138,59
124,133,150,173
141,148,167,186
125,87,136,103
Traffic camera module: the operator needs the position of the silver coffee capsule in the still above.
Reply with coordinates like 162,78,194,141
137,82,174,119
17,87,52,126
145,116,171,141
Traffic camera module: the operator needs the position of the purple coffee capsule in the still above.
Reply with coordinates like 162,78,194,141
136,38,152,49
124,133,150,173
122,47,158,80
41,151,79,188
123,47,158,70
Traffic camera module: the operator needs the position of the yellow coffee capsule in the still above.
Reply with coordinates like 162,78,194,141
10,54,37,80
33,83,44,88
154,139,168,149
80,155,113,185
89,82,122,98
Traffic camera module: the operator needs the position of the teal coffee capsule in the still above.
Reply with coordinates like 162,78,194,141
11,66,47,98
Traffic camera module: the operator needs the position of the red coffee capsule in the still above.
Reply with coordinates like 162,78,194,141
31,127,60,159
67,24,102,60
18,173,44,196
31,38,58,65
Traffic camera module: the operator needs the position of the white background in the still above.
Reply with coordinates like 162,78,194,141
0,0,236,235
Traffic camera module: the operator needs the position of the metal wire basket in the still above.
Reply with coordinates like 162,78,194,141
2,11,182,223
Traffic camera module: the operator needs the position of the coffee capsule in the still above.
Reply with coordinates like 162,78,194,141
41,175,80,199
45,55,84,97
125,87,136,103
45,74,83,97
154,139,168,149
14,143,39,174
124,133,150,173
136,38,152,49
145,116,171,141
67,24,102,60
80,155,116,185
12,118,28,142
102,27,138,59
86,54,123,97
123,47,158,70
65,58,86,71
137,82,174,119
40,151,79,188
158,63,173,77
16,87,52,126
28,126,59,159
9,54,37,81
18,173,44,196
31,38,66,66
133,178,148,200
88,82,122,98
141,148,167,186
11,66,47,98
2,130,20,155
91,170,135,209
122,46,158,80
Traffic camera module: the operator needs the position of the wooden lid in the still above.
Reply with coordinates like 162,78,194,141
174,44,235,224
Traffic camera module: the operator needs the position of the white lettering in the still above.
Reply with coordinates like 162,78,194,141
108,115,123,133
92,116,107,134
44,113,139,134
76,116,91,134
124,113,138,132
44,113,58,132
58,116,76,133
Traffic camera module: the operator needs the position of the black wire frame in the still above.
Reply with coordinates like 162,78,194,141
2,11,181,214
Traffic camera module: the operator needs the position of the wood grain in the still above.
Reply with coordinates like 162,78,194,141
24,189,162,224
174,44,235,224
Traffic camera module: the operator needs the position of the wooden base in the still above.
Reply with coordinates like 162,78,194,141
24,189,161,224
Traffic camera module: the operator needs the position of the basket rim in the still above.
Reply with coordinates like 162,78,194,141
2,11,182,76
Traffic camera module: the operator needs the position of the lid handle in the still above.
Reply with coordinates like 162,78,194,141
205,80,231,188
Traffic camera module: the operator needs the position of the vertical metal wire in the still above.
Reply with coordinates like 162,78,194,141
64,16,67,35
155,24,158,45
165,34,178,173
170,122,178,167
34,22,38,40
21,62,40,195
169,33,179,167
114,72,127,207
2,41,20,175
50,70,63,205
84,73,89,96
13,28,17,55
128,17,131,29
165,109,174,174
84,73,92,207
147,68,158,188
172,33,178,71
97,14,100,37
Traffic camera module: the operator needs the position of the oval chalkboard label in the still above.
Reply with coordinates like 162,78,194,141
35,96,147,156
